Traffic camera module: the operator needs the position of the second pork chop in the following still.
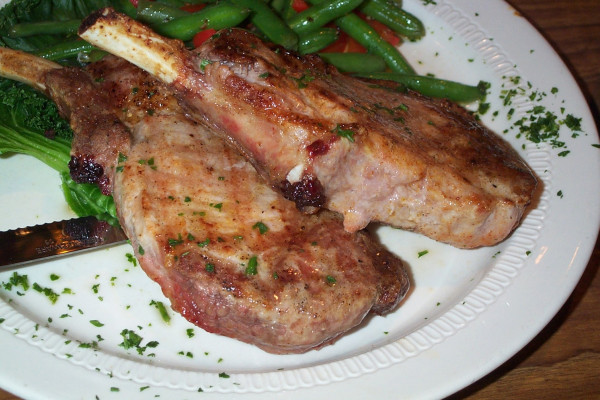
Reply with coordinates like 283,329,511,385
79,9,538,248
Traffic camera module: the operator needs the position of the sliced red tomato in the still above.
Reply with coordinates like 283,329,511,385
320,32,348,53
344,36,367,53
366,18,401,46
181,3,206,13
320,32,368,53
193,28,217,48
355,13,401,47
291,0,309,12
129,0,138,7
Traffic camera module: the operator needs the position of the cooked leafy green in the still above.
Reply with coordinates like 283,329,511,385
0,78,119,225
0,0,111,55
0,0,123,225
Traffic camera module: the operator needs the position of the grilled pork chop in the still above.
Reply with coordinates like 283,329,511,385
79,9,538,249
0,48,409,353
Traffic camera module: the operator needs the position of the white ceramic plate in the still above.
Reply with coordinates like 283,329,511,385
1,1,599,399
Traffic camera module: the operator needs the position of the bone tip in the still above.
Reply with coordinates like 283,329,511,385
78,7,116,35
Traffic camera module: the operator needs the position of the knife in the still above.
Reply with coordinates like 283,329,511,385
0,216,128,269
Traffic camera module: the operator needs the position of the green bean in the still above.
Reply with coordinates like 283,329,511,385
353,71,487,102
154,2,251,41
280,0,298,20
335,13,415,74
298,27,338,55
155,0,187,7
76,49,108,63
319,52,386,73
270,0,288,13
304,0,414,74
288,0,364,36
229,0,298,50
136,0,189,26
7,20,81,38
34,40,96,61
111,0,138,19
359,0,425,40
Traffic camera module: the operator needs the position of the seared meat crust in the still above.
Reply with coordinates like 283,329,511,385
45,68,131,194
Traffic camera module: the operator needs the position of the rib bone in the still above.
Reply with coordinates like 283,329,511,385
0,47,61,92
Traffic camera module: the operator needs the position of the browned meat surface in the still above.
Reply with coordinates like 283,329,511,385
80,9,538,248
45,68,131,194
0,48,128,194
0,49,409,353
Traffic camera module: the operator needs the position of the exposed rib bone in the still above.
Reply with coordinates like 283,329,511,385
79,7,185,84
0,47,61,92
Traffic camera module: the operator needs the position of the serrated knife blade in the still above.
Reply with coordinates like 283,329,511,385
0,216,128,269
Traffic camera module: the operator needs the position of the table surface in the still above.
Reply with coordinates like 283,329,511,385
1,0,599,399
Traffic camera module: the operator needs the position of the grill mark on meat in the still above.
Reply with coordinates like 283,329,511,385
79,12,537,248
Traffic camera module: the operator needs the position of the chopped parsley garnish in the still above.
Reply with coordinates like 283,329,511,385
292,71,315,88
245,256,258,275
119,330,143,350
205,263,216,273
89,320,104,327
200,59,214,72
126,253,138,266
150,300,171,324
197,237,210,247
32,283,59,304
168,234,184,247
138,157,157,170
325,275,336,285
417,250,429,258
2,272,29,292
332,124,356,142
186,328,195,338
252,221,269,234
210,202,223,211
78,341,99,349
219,372,230,379
118,329,157,355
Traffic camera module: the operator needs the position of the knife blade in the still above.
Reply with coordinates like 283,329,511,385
0,216,128,269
